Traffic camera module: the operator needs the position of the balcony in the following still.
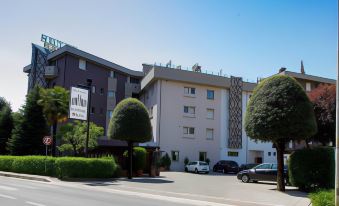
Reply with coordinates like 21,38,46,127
44,66,58,79
125,82,141,95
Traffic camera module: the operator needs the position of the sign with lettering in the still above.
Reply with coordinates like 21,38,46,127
41,34,76,51
69,87,89,121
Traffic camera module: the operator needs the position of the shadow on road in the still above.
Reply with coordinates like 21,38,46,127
119,177,174,184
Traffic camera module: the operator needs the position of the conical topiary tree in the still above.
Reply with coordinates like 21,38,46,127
108,98,152,179
245,75,317,192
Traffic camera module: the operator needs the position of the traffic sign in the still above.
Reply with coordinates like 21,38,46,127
43,136,52,146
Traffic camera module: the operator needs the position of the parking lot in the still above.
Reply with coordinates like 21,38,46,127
79,171,311,206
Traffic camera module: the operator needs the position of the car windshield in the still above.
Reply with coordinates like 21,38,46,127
228,161,238,167
199,162,208,165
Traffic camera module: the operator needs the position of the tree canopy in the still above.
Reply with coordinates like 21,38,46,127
108,98,152,143
57,121,104,156
0,97,13,154
245,75,317,142
244,75,317,191
7,87,49,155
308,84,336,145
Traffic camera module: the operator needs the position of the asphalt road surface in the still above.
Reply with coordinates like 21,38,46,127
0,176,217,206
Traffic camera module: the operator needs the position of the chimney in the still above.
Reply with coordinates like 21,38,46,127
301,60,305,74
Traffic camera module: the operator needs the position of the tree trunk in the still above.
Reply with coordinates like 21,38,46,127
276,140,286,192
51,123,57,156
128,141,133,179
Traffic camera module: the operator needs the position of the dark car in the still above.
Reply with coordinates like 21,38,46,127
237,163,288,184
239,163,258,172
213,160,239,174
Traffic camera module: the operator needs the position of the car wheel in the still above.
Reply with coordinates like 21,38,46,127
213,167,217,172
195,168,198,174
241,174,250,183
205,172,209,174
222,169,227,174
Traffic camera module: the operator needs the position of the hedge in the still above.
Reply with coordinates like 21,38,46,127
288,147,335,191
123,147,147,171
309,189,334,206
0,156,117,179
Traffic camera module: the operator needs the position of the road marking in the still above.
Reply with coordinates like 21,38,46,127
0,193,16,199
0,185,18,191
26,201,46,206
119,185,284,206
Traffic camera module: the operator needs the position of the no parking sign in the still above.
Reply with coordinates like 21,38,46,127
43,136,52,146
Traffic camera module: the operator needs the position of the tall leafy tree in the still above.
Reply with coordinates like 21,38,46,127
308,84,336,146
108,98,152,179
7,87,49,155
38,86,69,156
245,75,317,191
0,97,13,154
57,121,104,156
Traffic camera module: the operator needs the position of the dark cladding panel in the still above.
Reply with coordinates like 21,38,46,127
228,76,243,149
28,44,50,91
116,73,127,103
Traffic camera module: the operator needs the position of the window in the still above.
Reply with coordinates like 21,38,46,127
100,88,104,95
254,164,271,170
306,82,311,92
207,90,214,100
183,127,194,135
206,128,214,140
184,87,196,96
130,77,140,84
79,59,86,70
228,151,239,157
183,106,195,117
171,151,179,161
92,86,96,94
206,109,214,119
268,152,271,156
107,110,113,119
273,152,276,156
199,152,207,161
109,71,116,78
108,90,115,98
91,107,95,114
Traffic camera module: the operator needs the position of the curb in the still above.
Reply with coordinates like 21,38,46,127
0,171,51,182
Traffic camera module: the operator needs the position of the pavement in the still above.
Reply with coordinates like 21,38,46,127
0,171,312,206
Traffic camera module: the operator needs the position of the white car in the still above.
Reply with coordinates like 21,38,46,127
185,161,210,174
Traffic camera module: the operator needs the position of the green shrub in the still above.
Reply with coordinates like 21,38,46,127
160,153,171,170
0,156,118,179
289,147,334,191
309,189,334,206
123,147,147,171
55,157,117,179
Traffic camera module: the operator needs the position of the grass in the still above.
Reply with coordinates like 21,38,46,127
309,189,334,206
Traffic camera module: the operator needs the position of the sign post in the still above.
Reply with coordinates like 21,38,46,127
43,136,52,173
69,83,92,157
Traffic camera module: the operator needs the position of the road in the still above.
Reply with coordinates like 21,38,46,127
0,176,217,206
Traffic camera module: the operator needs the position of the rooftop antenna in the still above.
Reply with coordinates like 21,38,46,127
166,60,172,68
192,63,201,72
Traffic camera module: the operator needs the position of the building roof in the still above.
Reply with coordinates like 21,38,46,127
141,64,257,92
279,70,336,84
47,45,144,77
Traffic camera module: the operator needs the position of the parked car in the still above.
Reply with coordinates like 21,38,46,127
213,160,239,174
239,163,258,172
237,163,288,184
185,161,210,174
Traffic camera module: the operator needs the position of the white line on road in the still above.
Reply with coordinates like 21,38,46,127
0,193,17,199
26,201,46,206
0,185,18,191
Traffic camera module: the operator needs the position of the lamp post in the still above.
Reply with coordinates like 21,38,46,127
78,78,92,157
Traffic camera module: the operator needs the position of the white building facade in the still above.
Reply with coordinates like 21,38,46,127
140,64,277,171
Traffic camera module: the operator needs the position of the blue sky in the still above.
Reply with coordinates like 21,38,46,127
0,0,337,111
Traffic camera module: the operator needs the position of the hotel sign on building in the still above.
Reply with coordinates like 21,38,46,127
69,87,89,121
